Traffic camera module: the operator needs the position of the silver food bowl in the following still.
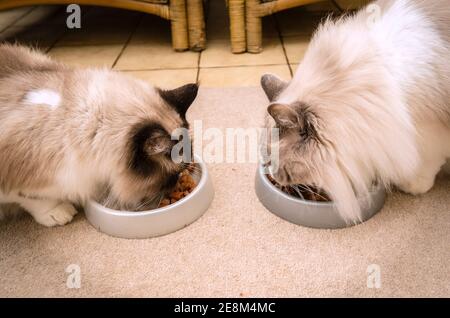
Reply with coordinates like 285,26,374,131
84,155,214,239
255,165,386,229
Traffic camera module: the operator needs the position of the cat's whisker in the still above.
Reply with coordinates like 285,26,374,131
135,193,162,211
290,185,306,200
297,184,329,202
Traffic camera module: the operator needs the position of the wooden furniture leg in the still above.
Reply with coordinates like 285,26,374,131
228,0,246,53
169,0,189,51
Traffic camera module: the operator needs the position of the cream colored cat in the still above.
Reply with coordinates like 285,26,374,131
261,0,450,222
0,44,198,226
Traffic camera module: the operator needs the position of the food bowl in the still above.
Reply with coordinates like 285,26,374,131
255,165,386,229
84,155,214,239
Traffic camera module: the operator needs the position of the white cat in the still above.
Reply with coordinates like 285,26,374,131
261,0,450,222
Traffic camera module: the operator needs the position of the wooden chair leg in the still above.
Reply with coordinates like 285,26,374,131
228,0,246,53
187,0,206,51
246,0,263,53
169,0,189,51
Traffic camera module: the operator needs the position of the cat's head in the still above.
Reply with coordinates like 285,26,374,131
261,74,366,222
98,81,198,211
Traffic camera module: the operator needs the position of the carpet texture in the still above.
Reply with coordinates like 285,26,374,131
0,87,449,297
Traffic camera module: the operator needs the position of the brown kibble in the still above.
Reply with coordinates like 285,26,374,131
170,191,184,200
158,169,197,208
159,198,170,207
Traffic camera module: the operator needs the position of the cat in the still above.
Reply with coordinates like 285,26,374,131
261,0,450,223
0,44,198,226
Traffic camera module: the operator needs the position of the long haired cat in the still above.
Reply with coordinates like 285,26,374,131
261,0,450,223
0,44,198,226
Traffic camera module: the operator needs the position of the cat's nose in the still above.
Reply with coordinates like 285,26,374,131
163,173,179,190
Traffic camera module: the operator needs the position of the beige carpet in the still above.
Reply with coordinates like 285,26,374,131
0,87,449,297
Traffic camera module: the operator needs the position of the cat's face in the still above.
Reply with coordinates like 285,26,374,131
260,73,352,212
261,74,327,187
265,102,325,188
101,83,198,211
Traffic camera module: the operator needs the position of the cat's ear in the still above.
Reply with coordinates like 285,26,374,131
159,83,199,116
143,127,172,156
261,74,288,102
130,123,172,175
268,104,299,128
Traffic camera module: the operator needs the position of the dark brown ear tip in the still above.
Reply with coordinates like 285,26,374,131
186,83,199,94
260,74,271,88
260,74,288,102
177,83,199,100
159,83,199,116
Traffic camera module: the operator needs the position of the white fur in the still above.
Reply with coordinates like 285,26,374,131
269,0,450,222
24,89,61,108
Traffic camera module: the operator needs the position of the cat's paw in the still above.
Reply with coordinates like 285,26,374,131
397,177,435,195
34,203,78,227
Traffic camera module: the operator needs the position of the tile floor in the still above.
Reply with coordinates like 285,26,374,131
0,1,343,88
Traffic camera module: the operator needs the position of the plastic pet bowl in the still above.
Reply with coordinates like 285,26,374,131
255,165,386,229
85,155,214,239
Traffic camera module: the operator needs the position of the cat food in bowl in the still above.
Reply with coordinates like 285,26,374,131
158,169,197,208
84,155,214,239
255,165,386,229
